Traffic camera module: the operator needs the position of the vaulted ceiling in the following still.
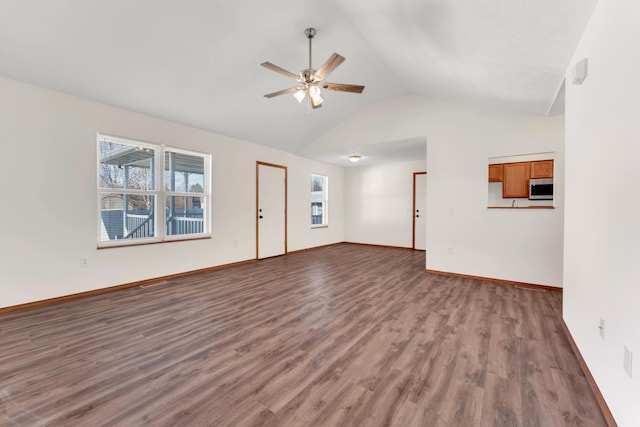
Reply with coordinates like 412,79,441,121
0,0,596,158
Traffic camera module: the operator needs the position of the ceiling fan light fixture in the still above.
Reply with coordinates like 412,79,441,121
348,155,361,163
293,89,306,103
310,95,323,110
309,85,323,106
309,85,321,97
311,93,323,105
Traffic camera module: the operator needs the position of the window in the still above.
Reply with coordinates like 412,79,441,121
311,174,328,226
98,134,210,247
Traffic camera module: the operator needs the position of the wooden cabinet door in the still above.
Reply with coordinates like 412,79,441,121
531,160,554,178
488,164,503,182
503,162,530,198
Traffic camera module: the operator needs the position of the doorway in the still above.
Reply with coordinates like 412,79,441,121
256,162,287,259
413,172,426,250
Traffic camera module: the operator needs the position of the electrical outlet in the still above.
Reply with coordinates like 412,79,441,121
447,246,454,255
447,208,454,216
80,257,88,268
624,346,633,378
598,318,605,339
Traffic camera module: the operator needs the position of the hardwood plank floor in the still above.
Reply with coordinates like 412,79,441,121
0,244,606,426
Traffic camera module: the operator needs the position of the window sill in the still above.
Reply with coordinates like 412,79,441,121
311,225,329,229
98,235,212,249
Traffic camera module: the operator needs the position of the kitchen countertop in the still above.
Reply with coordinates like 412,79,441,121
488,206,554,209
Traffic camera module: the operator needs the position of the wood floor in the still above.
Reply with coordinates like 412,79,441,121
1,244,606,426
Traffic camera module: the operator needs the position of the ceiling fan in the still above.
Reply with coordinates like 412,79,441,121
261,27,365,110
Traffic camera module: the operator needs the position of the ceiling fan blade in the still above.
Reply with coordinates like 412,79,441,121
264,87,299,98
314,53,345,81
322,83,365,94
261,62,300,80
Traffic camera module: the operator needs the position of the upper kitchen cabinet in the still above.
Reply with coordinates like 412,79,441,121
502,162,531,198
530,160,554,178
488,164,504,182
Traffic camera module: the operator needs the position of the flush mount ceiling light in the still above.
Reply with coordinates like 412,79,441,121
261,27,365,112
348,155,361,163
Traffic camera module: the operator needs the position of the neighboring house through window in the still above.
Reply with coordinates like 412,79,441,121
311,174,328,227
98,134,211,247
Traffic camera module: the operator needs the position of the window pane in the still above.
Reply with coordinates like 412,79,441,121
165,195,205,236
99,140,154,189
311,202,324,225
99,193,156,242
164,151,205,193
311,175,324,192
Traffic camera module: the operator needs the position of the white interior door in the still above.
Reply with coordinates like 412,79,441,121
414,172,427,250
257,163,286,259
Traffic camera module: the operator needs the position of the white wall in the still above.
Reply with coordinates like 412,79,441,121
344,160,426,247
303,96,565,287
564,0,640,425
0,76,344,309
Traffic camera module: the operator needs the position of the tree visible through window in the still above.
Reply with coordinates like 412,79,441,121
98,134,211,247
311,174,328,226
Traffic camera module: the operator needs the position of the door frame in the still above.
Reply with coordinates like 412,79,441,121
412,171,427,250
256,161,288,260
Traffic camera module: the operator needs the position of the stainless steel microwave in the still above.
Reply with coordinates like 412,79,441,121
529,178,553,200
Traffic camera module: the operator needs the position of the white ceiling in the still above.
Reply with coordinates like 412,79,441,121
311,137,428,168
0,0,596,163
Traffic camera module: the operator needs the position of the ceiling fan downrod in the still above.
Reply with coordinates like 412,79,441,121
305,27,316,71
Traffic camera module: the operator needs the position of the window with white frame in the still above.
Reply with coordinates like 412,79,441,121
98,134,211,247
311,174,328,226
